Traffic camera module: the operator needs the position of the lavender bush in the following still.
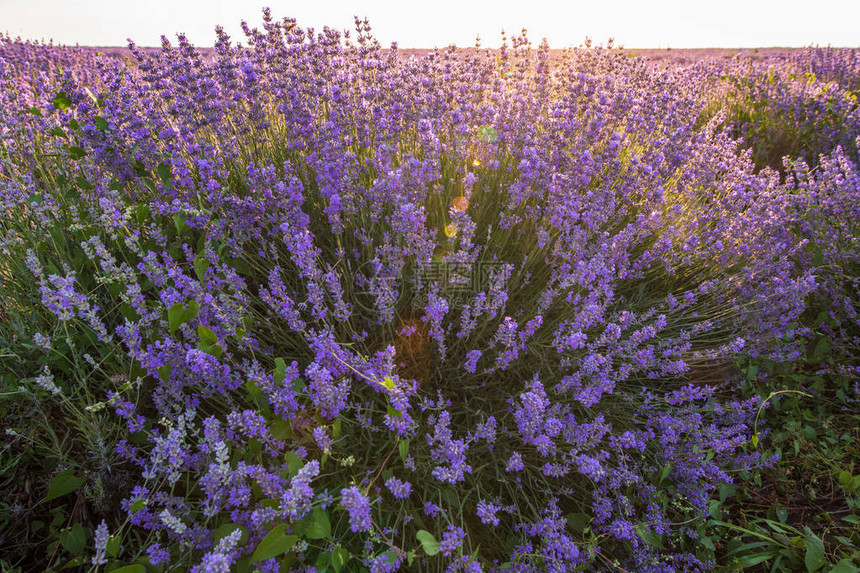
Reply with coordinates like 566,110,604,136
1,16,858,573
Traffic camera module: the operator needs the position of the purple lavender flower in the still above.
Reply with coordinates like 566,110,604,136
340,486,372,532
384,476,412,500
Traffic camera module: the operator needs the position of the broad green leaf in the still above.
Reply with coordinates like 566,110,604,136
106,535,121,557
398,439,410,463
26,106,43,117
274,358,288,385
635,523,664,549
168,302,197,334
804,533,825,572
59,523,88,555
245,378,263,400
157,164,173,188
173,212,187,234
43,470,85,503
197,325,223,358
304,507,331,540
61,556,84,569
269,418,292,440
293,378,306,393
746,364,759,381
331,546,347,572
52,91,72,110
564,512,591,534
250,525,297,563
194,254,210,282
68,146,87,160
416,530,440,556
50,126,68,139
95,116,109,131
75,176,95,190
659,464,673,484
830,559,860,573
381,376,395,390
809,336,832,361
285,452,303,478
157,365,172,383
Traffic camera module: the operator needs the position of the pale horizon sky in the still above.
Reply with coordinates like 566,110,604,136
1,0,858,50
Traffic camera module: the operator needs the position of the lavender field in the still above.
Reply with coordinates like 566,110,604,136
1,12,859,573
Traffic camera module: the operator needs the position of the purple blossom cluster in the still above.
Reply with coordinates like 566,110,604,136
2,18,858,573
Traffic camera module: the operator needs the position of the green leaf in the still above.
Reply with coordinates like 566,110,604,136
293,377,306,393
804,533,825,572
838,471,853,488
407,551,415,567
107,566,145,573
386,405,403,418
67,146,87,160
751,435,760,448
830,559,860,573
168,302,198,334
635,523,664,549
564,512,592,534
285,452,304,478
305,507,331,539
43,470,85,503
737,552,776,567
398,439,410,463
245,378,263,400
157,163,173,188
26,106,43,117
52,91,72,110
61,556,84,569
331,546,347,573
250,525,297,563
59,523,88,555
842,515,860,525
173,212,187,234
194,254,210,282
659,464,673,484
75,176,95,190
809,336,832,362
197,325,223,358
95,116,109,131
381,376,395,390
746,364,759,381
417,530,440,556
273,358,288,385
106,535,121,558
50,126,68,139
269,418,292,440
157,365,172,383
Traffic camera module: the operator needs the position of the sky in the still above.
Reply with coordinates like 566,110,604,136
1,0,858,49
